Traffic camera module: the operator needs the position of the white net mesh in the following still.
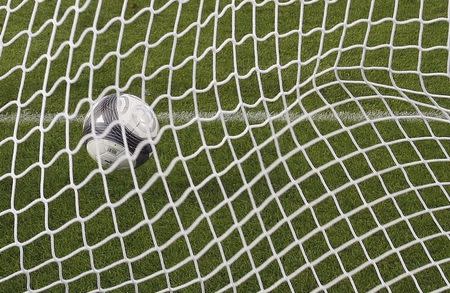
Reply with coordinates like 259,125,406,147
0,0,449,292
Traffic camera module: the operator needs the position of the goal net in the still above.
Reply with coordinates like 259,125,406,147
0,0,449,292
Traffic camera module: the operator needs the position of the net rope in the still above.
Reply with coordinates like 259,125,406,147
0,0,449,292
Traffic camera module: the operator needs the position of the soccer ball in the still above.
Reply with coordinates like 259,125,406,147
83,93,159,169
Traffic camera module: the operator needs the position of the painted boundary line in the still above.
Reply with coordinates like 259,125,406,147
0,110,448,124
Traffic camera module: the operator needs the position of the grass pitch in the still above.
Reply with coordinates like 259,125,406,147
0,0,450,292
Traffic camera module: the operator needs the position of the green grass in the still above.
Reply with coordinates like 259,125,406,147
0,0,450,292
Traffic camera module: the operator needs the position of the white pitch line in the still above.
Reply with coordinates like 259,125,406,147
0,110,448,124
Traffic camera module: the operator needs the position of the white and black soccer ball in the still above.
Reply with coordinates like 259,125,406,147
83,93,159,169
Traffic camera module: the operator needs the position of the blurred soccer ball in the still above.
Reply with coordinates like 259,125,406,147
83,93,159,169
